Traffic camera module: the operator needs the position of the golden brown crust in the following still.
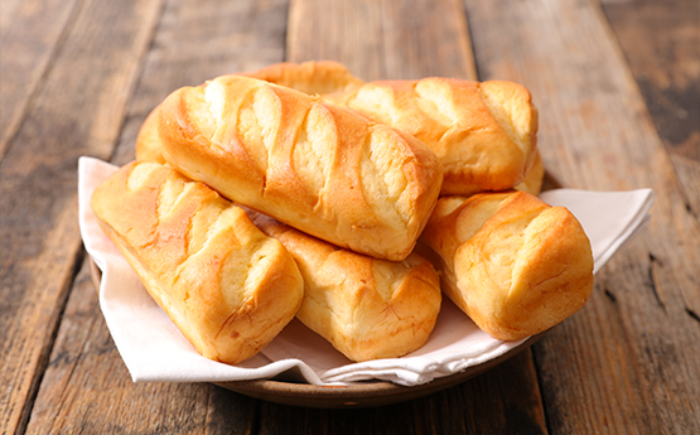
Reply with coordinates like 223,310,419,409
157,75,443,261
91,161,304,364
250,212,442,362
237,60,365,95
136,61,364,164
324,78,539,196
420,191,593,340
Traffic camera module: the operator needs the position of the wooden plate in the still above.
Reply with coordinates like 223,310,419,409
87,169,561,408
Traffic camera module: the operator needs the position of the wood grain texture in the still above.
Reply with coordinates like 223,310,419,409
24,259,257,435
110,0,289,166
24,0,288,432
256,351,546,435
0,0,164,433
463,0,700,432
0,0,79,160
287,0,477,81
601,0,700,218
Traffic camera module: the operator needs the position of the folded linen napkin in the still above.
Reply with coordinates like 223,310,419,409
78,157,654,386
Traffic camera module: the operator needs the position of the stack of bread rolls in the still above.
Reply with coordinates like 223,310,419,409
92,61,593,365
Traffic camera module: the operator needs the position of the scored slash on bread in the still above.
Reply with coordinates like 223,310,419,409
139,74,541,200
136,61,365,166
323,78,539,196
419,191,594,341
91,161,304,364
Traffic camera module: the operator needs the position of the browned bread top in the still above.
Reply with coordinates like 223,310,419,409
157,74,443,261
136,61,364,164
324,78,539,195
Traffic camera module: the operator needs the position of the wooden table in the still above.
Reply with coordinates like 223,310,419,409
2,0,699,433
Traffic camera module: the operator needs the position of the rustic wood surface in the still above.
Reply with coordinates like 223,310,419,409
1,0,698,433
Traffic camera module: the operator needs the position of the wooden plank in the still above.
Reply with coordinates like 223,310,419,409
0,0,165,433
24,259,257,435
601,0,700,218
257,352,546,435
463,0,700,432
25,0,289,432
111,0,290,165
0,0,79,160
438,351,547,434
287,0,477,81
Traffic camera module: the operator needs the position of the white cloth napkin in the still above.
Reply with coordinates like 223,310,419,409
78,157,654,386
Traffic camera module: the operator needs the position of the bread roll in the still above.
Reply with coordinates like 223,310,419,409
324,78,538,196
237,60,364,95
91,161,304,364
250,211,441,362
157,74,443,261
419,191,593,340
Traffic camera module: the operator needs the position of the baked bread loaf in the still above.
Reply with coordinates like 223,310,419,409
419,191,593,340
91,161,304,364
250,211,442,362
237,60,364,95
324,78,538,196
156,74,443,261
